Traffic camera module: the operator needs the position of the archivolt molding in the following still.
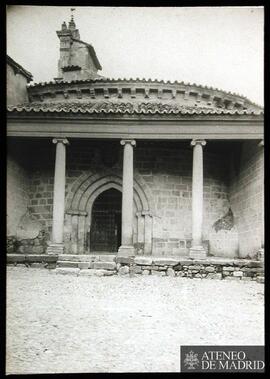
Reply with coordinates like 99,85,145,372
66,169,154,215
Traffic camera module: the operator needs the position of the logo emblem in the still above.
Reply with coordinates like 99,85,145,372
184,350,200,369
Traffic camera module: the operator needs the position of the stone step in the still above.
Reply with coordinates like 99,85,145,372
7,254,58,264
57,260,117,270
57,261,82,268
57,254,116,262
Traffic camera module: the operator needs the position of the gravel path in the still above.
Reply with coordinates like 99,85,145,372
6,266,264,373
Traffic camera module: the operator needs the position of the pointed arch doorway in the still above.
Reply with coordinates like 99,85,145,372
90,188,122,253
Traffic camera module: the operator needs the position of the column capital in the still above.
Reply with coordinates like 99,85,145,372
191,139,206,147
120,139,136,147
258,140,264,147
52,137,70,145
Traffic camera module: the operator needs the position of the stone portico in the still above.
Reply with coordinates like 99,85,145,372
7,16,264,278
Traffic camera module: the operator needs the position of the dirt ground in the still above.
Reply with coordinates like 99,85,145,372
6,266,264,373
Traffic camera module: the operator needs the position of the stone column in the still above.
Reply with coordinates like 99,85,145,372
118,139,136,257
189,139,207,259
47,138,69,255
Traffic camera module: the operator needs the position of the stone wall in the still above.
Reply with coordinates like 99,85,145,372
7,142,51,254
7,139,263,258
135,142,237,257
25,140,238,256
7,153,30,236
7,254,263,283
6,64,29,105
229,141,264,258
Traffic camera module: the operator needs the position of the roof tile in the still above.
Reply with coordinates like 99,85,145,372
7,101,263,116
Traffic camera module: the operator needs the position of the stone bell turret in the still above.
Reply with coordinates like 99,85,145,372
55,12,102,81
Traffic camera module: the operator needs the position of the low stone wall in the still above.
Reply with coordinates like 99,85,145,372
116,257,264,283
7,231,49,254
7,254,264,283
7,254,58,269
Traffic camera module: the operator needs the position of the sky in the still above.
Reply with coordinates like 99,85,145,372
6,6,264,105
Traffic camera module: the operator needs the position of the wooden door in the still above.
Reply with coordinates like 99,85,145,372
90,189,122,253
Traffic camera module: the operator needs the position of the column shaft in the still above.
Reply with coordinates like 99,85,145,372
122,142,134,245
190,139,206,259
192,143,204,245
47,138,69,255
118,139,136,257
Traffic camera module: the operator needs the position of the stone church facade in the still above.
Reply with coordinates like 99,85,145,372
7,17,264,275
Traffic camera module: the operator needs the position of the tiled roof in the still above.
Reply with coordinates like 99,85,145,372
7,101,264,115
26,78,263,110
7,55,33,82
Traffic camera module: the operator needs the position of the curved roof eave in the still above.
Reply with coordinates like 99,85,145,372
26,77,263,109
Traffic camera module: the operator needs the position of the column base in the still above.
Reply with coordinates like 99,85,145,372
189,246,207,260
46,243,64,255
117,245,135,257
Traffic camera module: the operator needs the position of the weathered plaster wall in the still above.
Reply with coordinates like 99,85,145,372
7,153,30,236
229,141,264,258
6,64,29,105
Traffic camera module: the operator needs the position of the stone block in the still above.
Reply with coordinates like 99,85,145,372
55,268,80,275
207,259,235,266
242,277,252,281
205,266,215,273
116,263,121,270
30,263,45,268
99,255,116,262
78,262,90,269
43,255,58,263
194,273,202,278
134,257,153,265
152,258,179,266
7,254,26,263
224,276,241,281
45,263,56,269
246,261,262,268
80,269,100,277
133,265,142,274
167,268,175,277
177,271,186,277
79,269,114,277
116,256,134,265
222,266,234,271
233,271,243,277
188,265,202,270
157,266,167,271
58,261,79,268
142,270,150,275
102,270,115,276
212,273,222,280
32,246,45,254
118,266,129,275
256,276,264,284
59,254,93,262
25,254,45,263
151,270,166,276
93,262,116,270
